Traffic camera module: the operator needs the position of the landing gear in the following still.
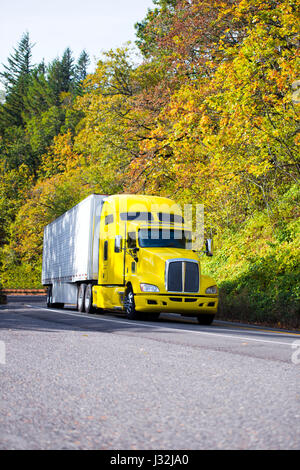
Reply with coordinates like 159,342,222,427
46,285,64,309
46,286,53,308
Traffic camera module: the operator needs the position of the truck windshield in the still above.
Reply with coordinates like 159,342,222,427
120,212,154,222
157,213,184,224
138,228,189,249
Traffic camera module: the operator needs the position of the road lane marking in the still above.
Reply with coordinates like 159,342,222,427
212,325,300,337
214,322,300,336
25,305,296,347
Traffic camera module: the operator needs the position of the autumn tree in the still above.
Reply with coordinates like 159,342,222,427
0,36,91,277
127,0,299,228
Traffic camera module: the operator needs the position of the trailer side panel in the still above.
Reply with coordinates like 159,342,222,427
42,194,106,285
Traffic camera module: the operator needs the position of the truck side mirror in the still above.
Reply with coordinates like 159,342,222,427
132,247,139,262
205,239,213,257
127,232,137,249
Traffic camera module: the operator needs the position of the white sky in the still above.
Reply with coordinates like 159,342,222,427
0,0,155,74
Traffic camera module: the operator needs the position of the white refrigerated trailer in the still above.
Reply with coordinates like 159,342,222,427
42,194,106,307
42,193,218,323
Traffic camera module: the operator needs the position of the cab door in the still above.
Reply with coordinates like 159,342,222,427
108,229,125,285
99,211,125,285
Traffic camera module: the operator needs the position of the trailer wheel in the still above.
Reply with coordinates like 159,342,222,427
84,283,95,313
77,283,86,312
124,287,140,320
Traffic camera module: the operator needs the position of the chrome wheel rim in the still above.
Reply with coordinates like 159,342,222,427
125,291,134,314
78,285,85,309
85,286,91,311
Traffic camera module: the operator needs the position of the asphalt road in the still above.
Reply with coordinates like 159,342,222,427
0,295,299,450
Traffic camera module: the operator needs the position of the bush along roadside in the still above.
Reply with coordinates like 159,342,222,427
203,186,300,330
0,282,7,304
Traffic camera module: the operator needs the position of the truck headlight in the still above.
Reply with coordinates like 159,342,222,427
205,285,217,295
140,283,160,292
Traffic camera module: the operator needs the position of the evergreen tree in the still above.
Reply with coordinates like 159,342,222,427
60,47,75,89
75,50,90,82
23,65,53,120
47,48,75,105
0,32,34,129
73,50,90,95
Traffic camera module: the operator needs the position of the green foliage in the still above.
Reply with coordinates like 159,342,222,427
22,67,53,120
25,106,65,156
204,185,300,328
135,0,177,57
0,162,33,246
0,34,92,289
0,125,35,170
0,32,34,129
0,279,7,304
0,258,42,289
74,50,90,92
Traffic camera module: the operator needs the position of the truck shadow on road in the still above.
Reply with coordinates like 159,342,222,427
0,296,298,342
0,296,203,336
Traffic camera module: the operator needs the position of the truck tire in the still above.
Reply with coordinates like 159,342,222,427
84,283,95,313
197,314,214,325
124,287,140,320
77,283,86,312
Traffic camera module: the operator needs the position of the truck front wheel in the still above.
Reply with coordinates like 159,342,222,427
124,287,140,320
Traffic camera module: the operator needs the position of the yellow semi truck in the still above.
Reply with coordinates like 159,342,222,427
42,194,218,324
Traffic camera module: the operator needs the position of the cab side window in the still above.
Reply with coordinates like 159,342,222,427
105,214,114,225
103,240,108,260
127,232,136,249
115,235,122,253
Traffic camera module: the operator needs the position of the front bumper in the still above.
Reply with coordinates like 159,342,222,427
134,293,218,315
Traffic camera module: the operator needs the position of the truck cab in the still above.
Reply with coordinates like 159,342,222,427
92,195,218,324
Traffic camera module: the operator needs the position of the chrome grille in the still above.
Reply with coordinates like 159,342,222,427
166,260,199,293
